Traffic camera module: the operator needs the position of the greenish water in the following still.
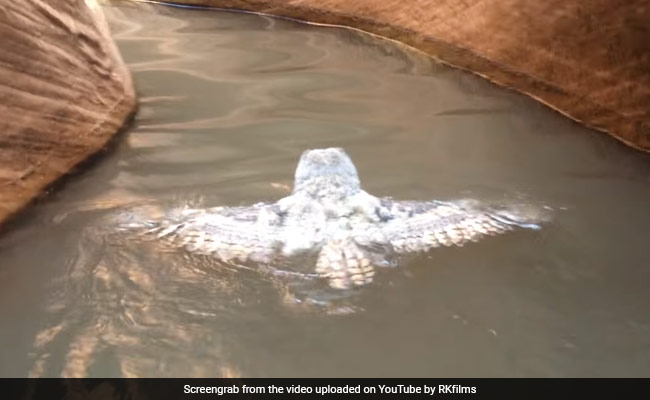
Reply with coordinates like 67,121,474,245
1,3,649,377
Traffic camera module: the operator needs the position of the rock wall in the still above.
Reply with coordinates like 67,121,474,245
1,0,646,225
168,0,650,152
0,0,136,225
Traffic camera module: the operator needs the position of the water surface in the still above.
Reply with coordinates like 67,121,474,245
1,3,650,377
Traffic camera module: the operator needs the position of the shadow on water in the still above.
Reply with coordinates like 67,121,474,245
0,2,649,377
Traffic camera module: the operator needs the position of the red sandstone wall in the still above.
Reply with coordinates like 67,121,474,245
170,0,650,152
0,0,136,224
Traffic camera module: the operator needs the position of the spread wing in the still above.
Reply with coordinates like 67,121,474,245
137,203,284,263
378,199,541,254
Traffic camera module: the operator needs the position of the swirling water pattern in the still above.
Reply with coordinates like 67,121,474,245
0,3,649,377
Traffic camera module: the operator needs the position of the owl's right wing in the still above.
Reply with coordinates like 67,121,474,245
378,199,544,254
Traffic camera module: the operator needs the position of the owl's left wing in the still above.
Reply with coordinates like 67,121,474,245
137,203,285,264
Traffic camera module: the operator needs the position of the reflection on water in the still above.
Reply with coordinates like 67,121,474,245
1,2,650,377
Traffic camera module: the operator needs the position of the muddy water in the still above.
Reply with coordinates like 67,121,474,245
1,2,650,377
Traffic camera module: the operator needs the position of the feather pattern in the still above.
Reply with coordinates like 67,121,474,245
119,148,547,289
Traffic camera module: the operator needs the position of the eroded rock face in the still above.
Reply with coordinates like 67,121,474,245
0,0,136,225
168,0,650,152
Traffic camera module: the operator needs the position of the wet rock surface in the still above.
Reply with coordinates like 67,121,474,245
0,0,136,225
166,0,650,151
